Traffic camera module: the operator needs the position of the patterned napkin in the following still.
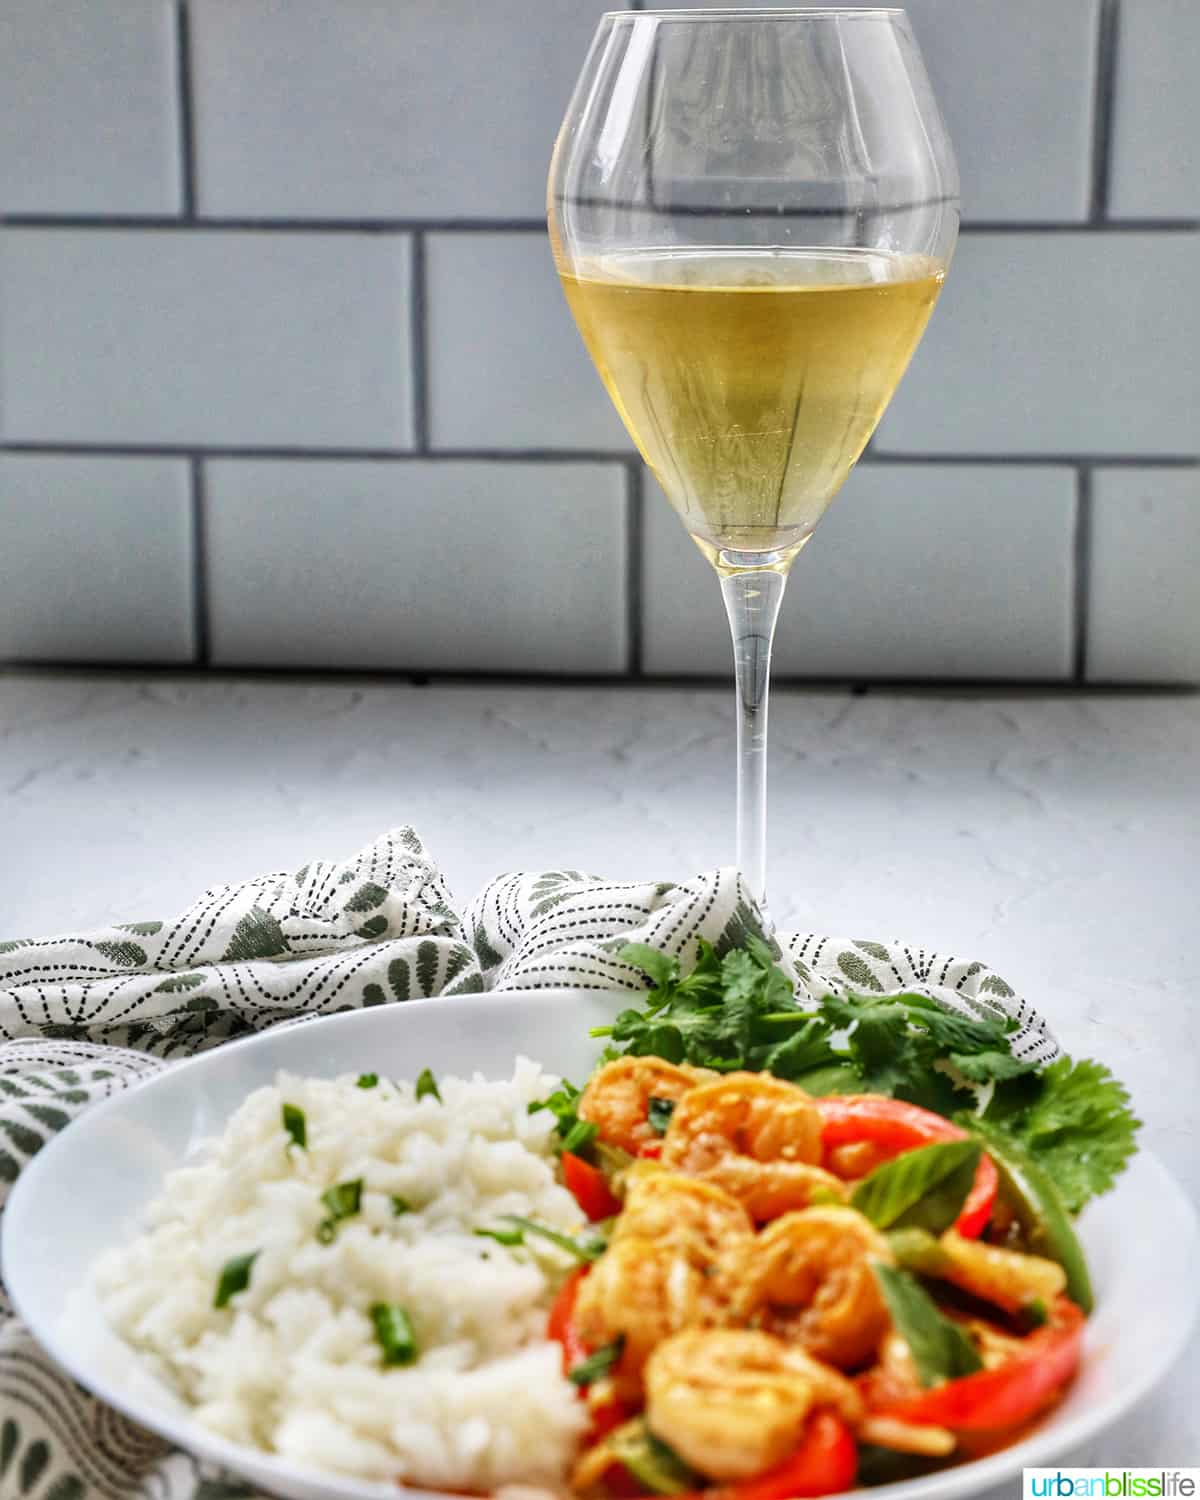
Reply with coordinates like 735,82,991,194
0,828,1056,1500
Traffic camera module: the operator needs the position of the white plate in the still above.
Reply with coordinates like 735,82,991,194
5,993,1198,1500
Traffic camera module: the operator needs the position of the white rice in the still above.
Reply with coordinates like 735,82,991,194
94,1057,590,1492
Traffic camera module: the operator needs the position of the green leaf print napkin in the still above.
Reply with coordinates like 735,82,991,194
0,827,1056,1500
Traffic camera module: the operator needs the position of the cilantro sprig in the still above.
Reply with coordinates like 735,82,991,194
593,937,839,1078
528,1078,599,1156
601,939,1139,1211
973,1056,1140,1213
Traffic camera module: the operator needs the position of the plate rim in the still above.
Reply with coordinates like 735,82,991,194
5,995,1197,1500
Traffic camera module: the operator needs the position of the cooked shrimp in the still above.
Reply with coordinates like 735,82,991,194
578,1056,712,1155
618,1170,750,1278
937,1229,1067,1313
644,1328,862,1481
735,1205,894,1369
573,1235,734,1388
660,1073,844,1220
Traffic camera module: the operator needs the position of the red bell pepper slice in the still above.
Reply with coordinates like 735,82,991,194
547,1265,591,1374
814,1095,998,1238
546,1267,635,1440
673,1412,858,1500
563,1149,624,1221
880,1297,1085,1432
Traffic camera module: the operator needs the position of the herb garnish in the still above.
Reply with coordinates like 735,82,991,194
529,1079,598,1157
391,1195,413,1216
569,1337,625,1386
647,1097,676,1135
415,1067,441,1103
214,1250,259,1309
317,1178,363,1242
972,1056,1140,1213
873,1264,983,1387
282,1103,307,1149
609,940,1139,1209
500,1216,606,1263
474,1225,525,1247
370,1303,419,1367
357,1073,379,1089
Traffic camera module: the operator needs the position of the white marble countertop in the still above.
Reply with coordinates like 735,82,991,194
2,671,1198,1464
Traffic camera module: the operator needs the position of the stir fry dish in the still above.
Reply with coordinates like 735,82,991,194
536,937,1140,1497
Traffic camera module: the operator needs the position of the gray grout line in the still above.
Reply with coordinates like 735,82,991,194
959,219,1197,234
1073,466,1094,683
2,215,1195,235
7,658,1196,694
0,216,547,234
0,442,639,462
174,0,196,219
1089,0,1120,223
864,452,1198,469
409,232,430,452
189,456,210,664
624,462,644,676
0,442,1195,467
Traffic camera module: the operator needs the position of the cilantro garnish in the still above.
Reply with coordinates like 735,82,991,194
595,939,1139,1212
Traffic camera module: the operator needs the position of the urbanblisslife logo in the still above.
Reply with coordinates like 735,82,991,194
1025,1472,1199,1499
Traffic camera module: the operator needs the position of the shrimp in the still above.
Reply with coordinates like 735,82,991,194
613,1171,755,1251
573,1236,733,1389
735,1205,894,1369
660,1072,846,1221
578,1056,712,1155
644,1328,862,1481
935,1230,1067,1314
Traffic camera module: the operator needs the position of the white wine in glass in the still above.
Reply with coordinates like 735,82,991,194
550,10,958,915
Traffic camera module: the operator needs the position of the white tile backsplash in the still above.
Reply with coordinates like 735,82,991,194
0,455,194,662
0,0,1194,680
204,459,628,673
1109,0,1200,219
878,234,1200,457
425,233,631,452
0,0,181,215
642,464,1077,680
0,230,414,449
1086,469,1200,684
190,0,620,220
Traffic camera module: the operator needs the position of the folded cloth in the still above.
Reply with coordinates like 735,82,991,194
0,828,1056,1500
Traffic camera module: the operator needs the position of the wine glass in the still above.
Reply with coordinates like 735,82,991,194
549,8,958,917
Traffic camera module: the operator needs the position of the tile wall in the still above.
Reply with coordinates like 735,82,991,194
0,0,1196,680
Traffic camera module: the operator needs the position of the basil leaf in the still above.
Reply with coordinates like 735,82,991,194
647,1097,676,1135
852,1139,981,1235
568,1336,624,1386
281,1103,306,1149
873,1264,982,1388
501,1216,606,1263
370,1302,418,1367
415,1067,441,1103
214,1250,259,1309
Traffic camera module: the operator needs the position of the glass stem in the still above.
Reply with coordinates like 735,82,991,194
719,567,787,918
